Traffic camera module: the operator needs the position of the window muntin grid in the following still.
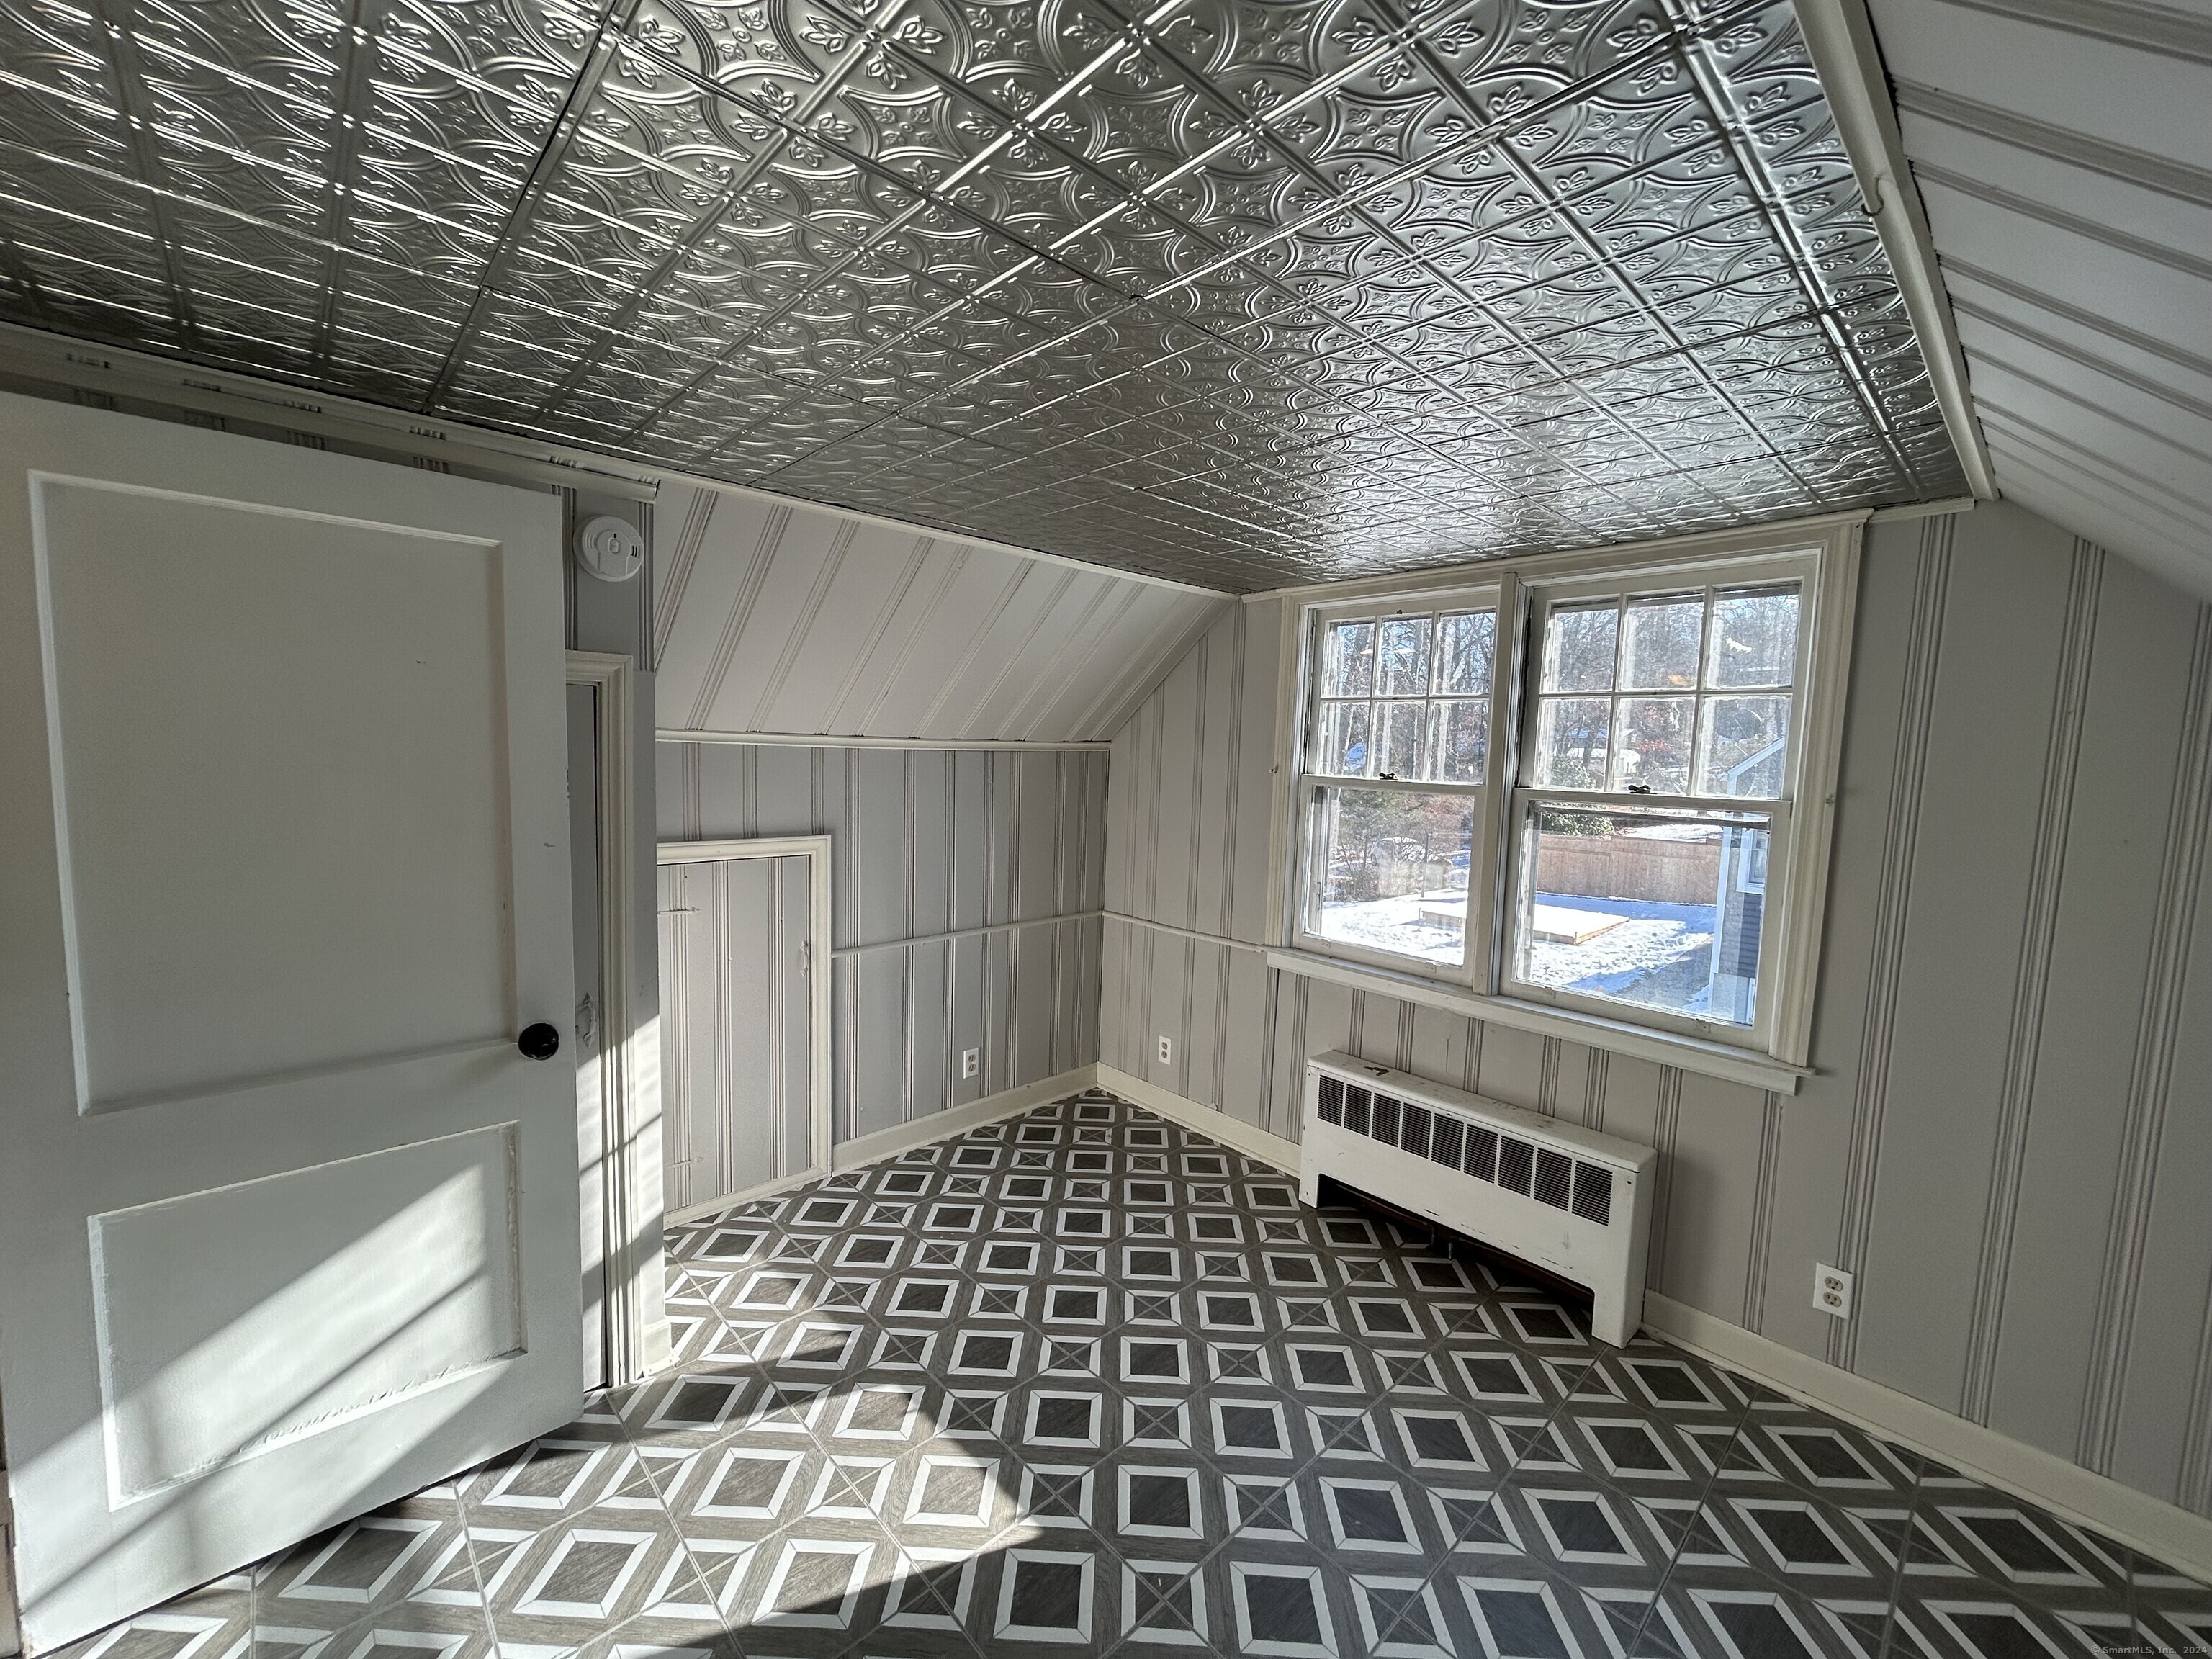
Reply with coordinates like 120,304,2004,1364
1527,583,1801,800
1310,607,1496,785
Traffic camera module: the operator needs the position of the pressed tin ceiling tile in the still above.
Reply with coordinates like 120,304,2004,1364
0,0,1967,588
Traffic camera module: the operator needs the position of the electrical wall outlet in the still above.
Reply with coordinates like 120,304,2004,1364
961,1048,979,1080
1157,1035,1173,1066
1814,1263,1854,1319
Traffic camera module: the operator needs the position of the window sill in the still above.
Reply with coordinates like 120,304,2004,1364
1259,948,1809,1095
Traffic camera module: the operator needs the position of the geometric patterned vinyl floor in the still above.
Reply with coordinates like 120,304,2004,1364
56,1090,2212,1659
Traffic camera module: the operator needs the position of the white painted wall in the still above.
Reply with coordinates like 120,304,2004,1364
1100,498,2212,1522
660,741,1107,1148
651,481,1227,742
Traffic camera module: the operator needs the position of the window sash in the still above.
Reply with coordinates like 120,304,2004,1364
1292,779,1487,981
1295,588,1499,984
1500,560,1812,1053
1500,791,1795,1049
1518,567,1813,805
1306,597,1498,784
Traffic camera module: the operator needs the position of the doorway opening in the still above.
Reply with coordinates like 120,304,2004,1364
566,651,669,1390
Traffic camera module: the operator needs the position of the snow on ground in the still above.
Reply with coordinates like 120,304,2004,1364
1316,891,1720,1010
1315,893,1466,964
1521,894,1717,1011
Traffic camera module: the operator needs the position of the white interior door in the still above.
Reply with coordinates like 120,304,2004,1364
0,393,583,1650
657,840,830,1218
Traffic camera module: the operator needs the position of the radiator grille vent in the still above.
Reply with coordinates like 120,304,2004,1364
1464,1125,1497,1183
1534,1148,1573,1210
1573,1160,1614,1226
1498,1136,1533,1195
1371,1093,1401,1147
1313,1076,1617,1228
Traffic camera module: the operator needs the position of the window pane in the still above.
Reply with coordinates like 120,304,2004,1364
1326,620,1375,698
1534,696,1610,788
1427,698,1488,782
1698,694,1790,796
1377,615,1432,696
1613,696,1695,793
1376,701,1426,778
1435,609,1495,695
1708,585,1800,688
1542,601,1618,693
1514,802,1769,1028
1317,701,1372,775
1310,788,1473,967
1620,595,1702,691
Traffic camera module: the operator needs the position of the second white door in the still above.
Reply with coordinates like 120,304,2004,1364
657,838,830,1217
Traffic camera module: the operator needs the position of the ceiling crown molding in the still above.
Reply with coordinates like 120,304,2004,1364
1794,0,1999,500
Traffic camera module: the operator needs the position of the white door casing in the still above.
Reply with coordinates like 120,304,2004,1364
566,650,670,1392
0,393,583,1648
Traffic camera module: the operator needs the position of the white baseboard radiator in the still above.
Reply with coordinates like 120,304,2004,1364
1298,1051,1658,1345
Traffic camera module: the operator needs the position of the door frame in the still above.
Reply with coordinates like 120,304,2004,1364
657,835,835,1218
566,651,668,1389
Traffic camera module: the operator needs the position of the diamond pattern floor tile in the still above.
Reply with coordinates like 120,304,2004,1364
42,1090,2212,1659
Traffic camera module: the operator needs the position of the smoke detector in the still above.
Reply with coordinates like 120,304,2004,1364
575,514,644,583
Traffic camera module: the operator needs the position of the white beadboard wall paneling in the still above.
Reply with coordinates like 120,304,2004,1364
661,742,1105,1151
1864,0,2212,601
1099,496,2212,1529
651,482,1231,745
1960,541,2100,1424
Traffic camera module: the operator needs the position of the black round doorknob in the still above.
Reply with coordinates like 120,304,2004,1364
518,1022,562,1061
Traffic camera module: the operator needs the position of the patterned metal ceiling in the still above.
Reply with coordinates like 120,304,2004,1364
0,0,1968,590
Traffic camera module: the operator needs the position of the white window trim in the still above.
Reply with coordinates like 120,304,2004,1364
1262,511,1867,1094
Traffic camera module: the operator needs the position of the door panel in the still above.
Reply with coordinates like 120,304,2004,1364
658,854,815,1215
90,1125,521,1502
0,393,581,1650
36,479,516,1109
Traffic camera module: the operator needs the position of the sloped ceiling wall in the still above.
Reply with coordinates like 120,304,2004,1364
1866,0,2212,601
651,480,1229,740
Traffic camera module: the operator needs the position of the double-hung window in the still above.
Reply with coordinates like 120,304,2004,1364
1506,570,1804,1048
1295,591,1498,972
1282,526,1855,1074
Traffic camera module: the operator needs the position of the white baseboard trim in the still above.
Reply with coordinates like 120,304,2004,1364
1097,1065,1303,1176
831,1066,1100,1172
1643,1292,2212,1585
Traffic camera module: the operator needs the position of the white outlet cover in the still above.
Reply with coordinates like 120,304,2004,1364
961,1048,979,1079
1814,1262,1855,1318
1156,1035,1172,1065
